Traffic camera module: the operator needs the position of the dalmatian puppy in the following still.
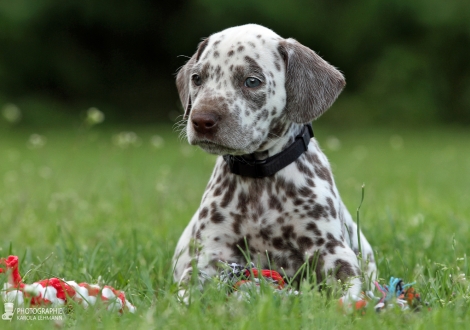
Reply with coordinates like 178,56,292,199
173,24,376,302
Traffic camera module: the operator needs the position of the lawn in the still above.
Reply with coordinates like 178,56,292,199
1,123,469,329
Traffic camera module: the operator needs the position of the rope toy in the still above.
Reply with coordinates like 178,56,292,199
216,262,299,299
1,255,136,313
372,276,421,311
216,262,421,312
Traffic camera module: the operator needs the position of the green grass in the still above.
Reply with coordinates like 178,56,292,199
1,123,469,329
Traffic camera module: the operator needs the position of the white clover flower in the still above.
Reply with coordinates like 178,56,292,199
180,145,194,157
112,132,141,148
155,181,168,193
150,135,164,149
457,273,466,282
325,136,341,151
28,134,47,149
38,166,53,179
353,145,368,160
2,103,22,123
85,107,105,126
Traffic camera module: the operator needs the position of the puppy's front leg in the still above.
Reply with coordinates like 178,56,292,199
177,266,211,304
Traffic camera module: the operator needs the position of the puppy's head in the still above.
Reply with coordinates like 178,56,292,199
176,24,345,156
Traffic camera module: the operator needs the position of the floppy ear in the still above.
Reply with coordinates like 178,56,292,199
278,38,345,123
176,38,210,119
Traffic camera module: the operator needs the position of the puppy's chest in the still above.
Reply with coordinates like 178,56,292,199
198,178,329,273
199,172,329,242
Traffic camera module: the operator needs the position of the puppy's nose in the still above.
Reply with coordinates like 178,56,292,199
191,113,219,134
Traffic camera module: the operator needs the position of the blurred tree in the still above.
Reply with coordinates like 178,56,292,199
0,0,187,123
0,0,468,126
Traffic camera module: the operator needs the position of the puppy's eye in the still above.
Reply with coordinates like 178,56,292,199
192,74,202,86
244,77,261,88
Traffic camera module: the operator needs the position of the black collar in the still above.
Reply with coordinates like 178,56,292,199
223,124,314,178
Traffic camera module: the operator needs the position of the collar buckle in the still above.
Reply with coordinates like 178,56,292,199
300,124,313,150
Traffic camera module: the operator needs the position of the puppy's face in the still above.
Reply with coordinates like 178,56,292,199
181,25,287,155
176,24,345,156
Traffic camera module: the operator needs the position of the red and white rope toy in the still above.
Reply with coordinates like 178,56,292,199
217,262,421,312
0,255,136,313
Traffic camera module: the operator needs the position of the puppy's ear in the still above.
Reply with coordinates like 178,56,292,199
176,38,209,119
278,38,345,123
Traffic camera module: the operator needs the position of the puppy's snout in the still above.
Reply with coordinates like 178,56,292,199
191,112,219,134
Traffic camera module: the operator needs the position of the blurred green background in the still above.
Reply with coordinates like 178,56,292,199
1,3,470,326
1,0,469,127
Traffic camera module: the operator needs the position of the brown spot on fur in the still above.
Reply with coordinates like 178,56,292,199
215,65,222,78
285,181,296,198
306,222,322,236
308,204,328,220
259,226,272,240
237,191,248,214
325,233,345,254
281,225,296,240
311,154,333,186
246,180,267,205
211,204,225,223
296,160,314,176
298,186,312,198
334,259,356,279
199,207,209,219
261,109,269,120
230,212,244,235
256,203,265,217
326,197,337,218
232,221,241,235
244,56,263,75
199,63,211,81
297,236,314,251
272,237,284,250
221,178,237,208
268,195,283,212
315,166,333,186
269,120,288,140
